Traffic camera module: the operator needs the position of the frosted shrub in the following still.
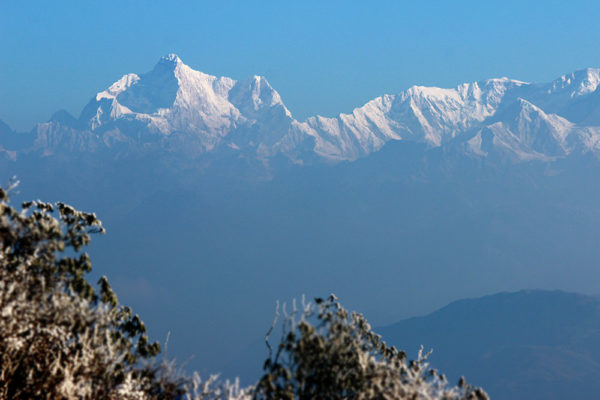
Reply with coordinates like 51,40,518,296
255,295,489,400
183,373,253,400
0,181,488,399
0,183,183,399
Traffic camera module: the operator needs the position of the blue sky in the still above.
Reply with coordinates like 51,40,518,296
2,0,600,131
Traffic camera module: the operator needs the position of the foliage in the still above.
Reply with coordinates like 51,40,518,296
254,294,489,400
183,373,252,400
0,182,488,399
0,181,183,399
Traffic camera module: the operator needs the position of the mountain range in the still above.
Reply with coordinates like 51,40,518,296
2,56,600,398
3,54,600,167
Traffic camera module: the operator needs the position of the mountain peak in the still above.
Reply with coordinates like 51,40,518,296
549,67,600,97
492,97,550,123
35,58,600,164
49,109,80,128
160,53,182,65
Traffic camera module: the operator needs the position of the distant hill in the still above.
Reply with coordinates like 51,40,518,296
379,290,600,399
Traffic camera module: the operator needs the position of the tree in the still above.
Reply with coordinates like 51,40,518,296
0,182,183,399
255,294,489,400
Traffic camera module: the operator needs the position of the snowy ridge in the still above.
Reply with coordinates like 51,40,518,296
11,55,600,164
74,54,296,155
299,78,527,159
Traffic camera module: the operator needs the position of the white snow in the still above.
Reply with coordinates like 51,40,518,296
96,74,140,101
73,54,600,163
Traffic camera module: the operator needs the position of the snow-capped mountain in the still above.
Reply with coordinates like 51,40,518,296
298,68,600,161
73,54,298,158
5,54,600,165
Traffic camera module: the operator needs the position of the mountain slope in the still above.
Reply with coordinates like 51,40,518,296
4,55,600,167
82,54,297,154
378,290,600,400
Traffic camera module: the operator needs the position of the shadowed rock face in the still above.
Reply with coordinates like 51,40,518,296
378,290,600,400
116,55,180,115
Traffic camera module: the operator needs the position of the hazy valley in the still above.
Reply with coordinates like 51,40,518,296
3,55,600,398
